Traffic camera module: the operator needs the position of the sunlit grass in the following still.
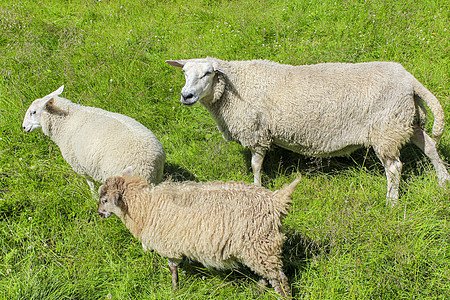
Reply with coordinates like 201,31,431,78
0,0,449,298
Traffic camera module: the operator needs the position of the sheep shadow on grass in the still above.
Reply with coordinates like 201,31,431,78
242,142,448,191
169,231,310,298
163,162,197,182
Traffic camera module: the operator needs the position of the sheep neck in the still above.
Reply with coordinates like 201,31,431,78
119,182,153,241
201,63,268,147
40,97,73,141
199,68,241,141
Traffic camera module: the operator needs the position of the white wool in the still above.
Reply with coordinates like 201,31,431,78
167,58,449,205
22,86,165,187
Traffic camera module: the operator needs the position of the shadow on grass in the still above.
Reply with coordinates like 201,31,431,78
171,231,313,298
241,142,447,184
163,162,197,182
437,142,450,163
176,261,265,295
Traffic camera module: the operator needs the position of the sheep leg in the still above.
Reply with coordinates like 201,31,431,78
168,259,180,291
378,156,403,206
245,255,291,297
85,178,98,199
269,279,283,297
251,149,266,186
256,278,269,294
279,271,291,297
410,127,450,186
269,277,291,298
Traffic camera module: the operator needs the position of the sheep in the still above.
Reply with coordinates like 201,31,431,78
166,58,450,205
97,167,300,297
22,85,166,191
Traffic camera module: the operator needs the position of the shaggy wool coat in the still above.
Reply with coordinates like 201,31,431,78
98,175,299,282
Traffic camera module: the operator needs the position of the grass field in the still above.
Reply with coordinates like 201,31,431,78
0,0,449,299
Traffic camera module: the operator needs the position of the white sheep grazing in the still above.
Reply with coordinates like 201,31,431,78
22,85,166,190
166,58,450,205
97,168,300,297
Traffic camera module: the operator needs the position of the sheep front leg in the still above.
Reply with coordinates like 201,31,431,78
251,149,266,186
168,259,180,291
85,178,97,199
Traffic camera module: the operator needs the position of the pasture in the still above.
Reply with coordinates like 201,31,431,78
0,0,449,298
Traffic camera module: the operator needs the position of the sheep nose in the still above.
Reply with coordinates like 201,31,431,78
181,91,194,101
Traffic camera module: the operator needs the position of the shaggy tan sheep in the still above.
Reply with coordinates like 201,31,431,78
97,170,300,297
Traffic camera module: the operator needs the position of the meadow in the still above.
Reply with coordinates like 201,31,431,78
0,0,449,298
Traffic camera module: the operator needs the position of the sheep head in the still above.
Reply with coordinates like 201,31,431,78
22,85,65,132
166,59,225,106
97,176,127,219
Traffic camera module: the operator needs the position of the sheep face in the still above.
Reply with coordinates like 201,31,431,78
22,85,65,132
97,177,126,219
167,60,219,106
22,100,45,132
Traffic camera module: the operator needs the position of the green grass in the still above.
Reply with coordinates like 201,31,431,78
1,0,449,298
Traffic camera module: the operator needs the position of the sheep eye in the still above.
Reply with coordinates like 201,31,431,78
101,198,107,204
201,71,212,78
30,110,36,116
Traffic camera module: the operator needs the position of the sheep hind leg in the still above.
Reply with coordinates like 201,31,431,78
376,155,403,206
256,278,269,295
251,148,266,186
268,272,291,298
168,259,181,291
279,271,291,296
410,127,450,186
247,260,291,297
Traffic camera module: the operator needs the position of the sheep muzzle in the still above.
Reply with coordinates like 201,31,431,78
97,209,111,218
180,92,198,106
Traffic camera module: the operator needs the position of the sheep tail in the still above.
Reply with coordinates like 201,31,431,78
272,176,301,215
412,76,445,141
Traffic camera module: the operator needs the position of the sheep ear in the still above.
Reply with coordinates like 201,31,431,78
111,193,120,206
214,68,225,75
41,96,68,116
122,166,133,177
97,185,104,198
166,60,186,68
40,97,55,111
50,85,64,96
40,85,64,111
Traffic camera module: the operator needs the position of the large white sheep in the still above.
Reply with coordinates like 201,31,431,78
166,58,449,205
22,85,165,190
97,168,300,297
